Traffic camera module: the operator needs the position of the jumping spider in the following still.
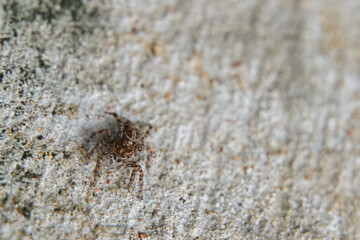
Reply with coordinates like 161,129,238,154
85,112,151,197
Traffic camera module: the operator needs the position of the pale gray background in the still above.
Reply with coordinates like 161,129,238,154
1,0,359,239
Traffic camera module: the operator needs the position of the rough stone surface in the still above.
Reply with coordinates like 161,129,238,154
1,0,360,239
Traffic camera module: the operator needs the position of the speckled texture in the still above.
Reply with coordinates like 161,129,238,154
1,0,360,239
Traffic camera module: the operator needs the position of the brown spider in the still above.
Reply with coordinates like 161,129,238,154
85,112,151,197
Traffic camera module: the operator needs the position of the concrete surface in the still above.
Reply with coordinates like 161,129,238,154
1,0,360,239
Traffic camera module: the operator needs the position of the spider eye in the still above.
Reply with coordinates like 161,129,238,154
122,154,127,158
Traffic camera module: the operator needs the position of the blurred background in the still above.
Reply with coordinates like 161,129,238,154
1,0,359,239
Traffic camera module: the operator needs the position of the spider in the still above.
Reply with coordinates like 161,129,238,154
85,112,151,197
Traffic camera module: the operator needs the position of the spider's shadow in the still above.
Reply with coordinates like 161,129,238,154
79,115,116,150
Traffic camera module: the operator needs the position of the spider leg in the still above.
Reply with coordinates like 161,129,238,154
145,147,155,170
106,112,124,139
105,111,121,122
87,139,106,163
125,162,143,197
134,125,152,150
86,138,108,186
86,129,113,147
137,166,144,198
125,162,137,190
141,125,152,141
92,156,103,187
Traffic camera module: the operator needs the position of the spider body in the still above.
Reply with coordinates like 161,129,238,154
116,140,135,159
85,112,151,197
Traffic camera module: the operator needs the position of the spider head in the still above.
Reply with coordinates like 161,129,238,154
116,140,135,159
